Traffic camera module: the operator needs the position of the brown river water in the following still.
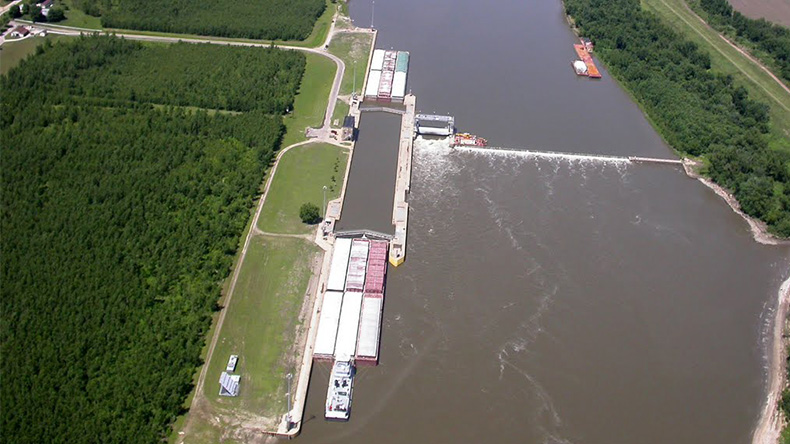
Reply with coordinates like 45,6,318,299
307,0,790,442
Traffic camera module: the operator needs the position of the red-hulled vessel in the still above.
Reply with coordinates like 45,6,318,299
452,133,487,147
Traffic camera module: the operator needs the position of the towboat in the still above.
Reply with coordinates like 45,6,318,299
325,359,355,421
451,133,488,147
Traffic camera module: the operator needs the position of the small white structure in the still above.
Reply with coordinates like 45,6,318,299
572,60,588,75
219,372,240,396
10,26,30,38
226,354,238,372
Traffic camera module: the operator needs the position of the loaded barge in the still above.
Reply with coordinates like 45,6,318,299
365,49,409,103
572,39,601,78
314,237,390,421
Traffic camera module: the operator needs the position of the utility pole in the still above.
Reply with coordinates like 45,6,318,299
322,185,328,218
353,60,357,95
285,373,293,429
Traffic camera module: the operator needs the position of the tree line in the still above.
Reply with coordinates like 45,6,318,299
698,0,790,83
1,36,305,443
72,0,326,41
565,0,790,236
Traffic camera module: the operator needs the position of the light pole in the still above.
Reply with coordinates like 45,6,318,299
285,372,293,429
353,60,357,96
322,185,328,219
371,0,375,28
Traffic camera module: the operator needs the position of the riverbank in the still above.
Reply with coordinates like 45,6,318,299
682,160,789,246
754,276,790,444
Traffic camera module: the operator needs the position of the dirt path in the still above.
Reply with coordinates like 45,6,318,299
657,0,790,111
679,0,790,96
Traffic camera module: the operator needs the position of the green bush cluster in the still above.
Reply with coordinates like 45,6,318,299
1,36,305,443
699,0,790,83
565,0,790,235
74,0,326,40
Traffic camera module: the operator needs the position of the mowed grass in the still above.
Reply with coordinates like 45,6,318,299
0,35,67,75
202,236,320,415
258,143,348,234
329,31,374,96
641,0,790,151
331,98,350,125
59,0,102,29
281,52,336,147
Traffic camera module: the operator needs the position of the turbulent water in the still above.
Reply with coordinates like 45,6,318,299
299,1,790,443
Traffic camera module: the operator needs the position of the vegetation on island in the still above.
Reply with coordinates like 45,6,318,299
69,0,326,40
564,0,790,236
0,35,305,444
696,0,790,84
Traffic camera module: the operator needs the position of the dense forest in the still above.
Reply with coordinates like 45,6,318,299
0,36,304,443
564,0,790,236
72,0,326,40
697,0,790,83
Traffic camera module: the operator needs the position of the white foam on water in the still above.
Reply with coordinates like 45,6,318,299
456,145,632,165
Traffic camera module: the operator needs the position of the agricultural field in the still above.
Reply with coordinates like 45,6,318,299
0,36,304,444
70,0,327,40
258,143,349,235
728,0,790,28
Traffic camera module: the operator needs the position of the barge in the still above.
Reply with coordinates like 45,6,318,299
573,43,601,78
364,49,410,103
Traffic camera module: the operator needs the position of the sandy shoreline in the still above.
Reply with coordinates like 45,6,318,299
681,160,790,443
753,276,790,444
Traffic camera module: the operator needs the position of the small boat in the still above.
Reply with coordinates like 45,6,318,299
451,133,488,147
325,359,355,421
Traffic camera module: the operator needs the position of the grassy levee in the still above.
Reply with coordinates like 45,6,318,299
281,52,337,147
204,235,319,412
257,143,348,235
184,236,320,443
641,0,790,152
329,31,374,96
0,35,67,75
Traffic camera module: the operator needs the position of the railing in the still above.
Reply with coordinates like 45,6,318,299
335,229,394,240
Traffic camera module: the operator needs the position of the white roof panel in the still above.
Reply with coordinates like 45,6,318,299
314,291,344,356
371,49,385,71
356,296,382,359
334,292,363,359
326,238,352,292
365,70,381,97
